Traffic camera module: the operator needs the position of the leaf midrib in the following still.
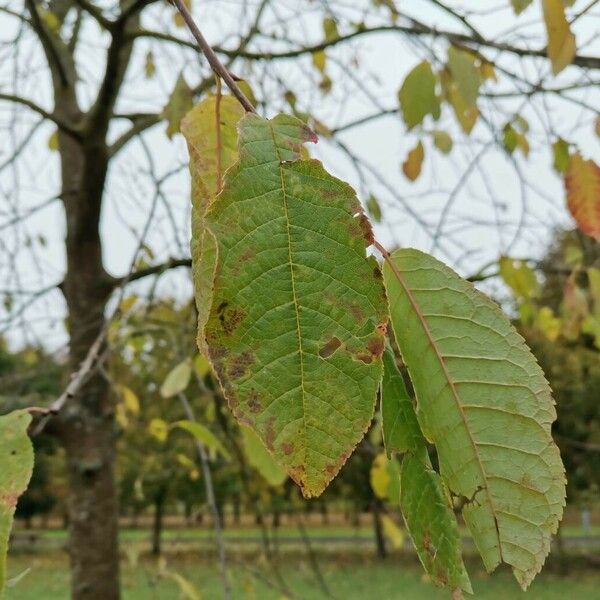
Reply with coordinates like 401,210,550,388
385,254,503,558
270,128,309,476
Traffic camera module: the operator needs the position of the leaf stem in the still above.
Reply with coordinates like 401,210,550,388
170,0,256,113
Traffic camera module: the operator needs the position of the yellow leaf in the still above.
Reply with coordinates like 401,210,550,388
543,0,576,74
173,0,192,28
116,404,129,428
119,295,138,313
535,307,561,342
48,130,59,151
382,515,405,549
565,153,600,241
160,359,192,398
402,141,424,181
370,453,390,499
118,384,140,415
148,418,168,443
312,50,326,73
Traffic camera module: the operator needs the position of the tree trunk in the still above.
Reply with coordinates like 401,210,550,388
372,500,387,559
151,487,167,557
57,112,120,599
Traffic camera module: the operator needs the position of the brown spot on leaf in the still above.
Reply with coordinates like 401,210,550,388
354,352,373,364
227,351,255,379
247,389,262,413
265,416,276,450
325,463,337,475
319,336,342,358
219,304,246,335
423,531,433,555
281,441,294,455
373,265,383,280
356,213,374,245
367,336,385,359
240,247,256,263
348,303,365,322
376,322,387,335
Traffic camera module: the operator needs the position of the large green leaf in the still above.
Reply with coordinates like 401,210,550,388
383,349,471,595
181,96,245,353
383,248,565,589
398,61,440,130
0,411,34,592
203,113,387,497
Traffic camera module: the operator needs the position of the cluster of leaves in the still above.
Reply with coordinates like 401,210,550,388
181,93,565,596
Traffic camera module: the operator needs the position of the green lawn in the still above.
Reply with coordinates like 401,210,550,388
5,552,600,599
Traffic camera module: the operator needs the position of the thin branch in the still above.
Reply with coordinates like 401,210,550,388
170,0,256,113
113,257,192,287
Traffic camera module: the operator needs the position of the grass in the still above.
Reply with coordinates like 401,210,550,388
5,551,600,599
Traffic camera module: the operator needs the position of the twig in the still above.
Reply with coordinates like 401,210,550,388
169,0,256,113
178,392,232,600
30,327,108,435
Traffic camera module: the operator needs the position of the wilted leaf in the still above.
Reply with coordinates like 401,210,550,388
164,74,194,139
552,138,570,173
182,97,245,353
432,130,452,154
160,359,192,398
543,0,576,74
565,153,600,241
203,113,387,497
398,61,440,129
174,420,230,460
499,257,540,301
241,426,287,486
0,411,34,592
402,141,424,181
383,248,565,589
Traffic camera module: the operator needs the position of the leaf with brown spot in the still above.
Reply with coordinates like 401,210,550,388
182,96,245,353
202,113,387,497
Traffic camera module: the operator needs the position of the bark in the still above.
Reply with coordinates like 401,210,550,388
372,500,387,559
151,487,167,557
56,95,120,599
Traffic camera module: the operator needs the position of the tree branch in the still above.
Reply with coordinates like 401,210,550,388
170,0,256,113
112,257,192,287
0,93,81,137
132,23,600,71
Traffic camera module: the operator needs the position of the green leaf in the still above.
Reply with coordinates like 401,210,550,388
383,248,566,589
382,348,421,457
164,73,194,139
447,46,481,107
182,96,245,354
47,130,59,151
432,130,453,155
241,426,287,486
402,141,424,181
441,70,478,134
144,50,156,79
383,350,471,594
503,123,518,154
366,195,382,223
499,257,540,301
398,61,440,129
552,138,570,173
401,452,472,594
0,411,34,592
202,113,387,497
174,420,231,460
160,359,192,398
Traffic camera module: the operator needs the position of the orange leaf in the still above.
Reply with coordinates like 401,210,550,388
402,141,424,181
565,154,600,240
